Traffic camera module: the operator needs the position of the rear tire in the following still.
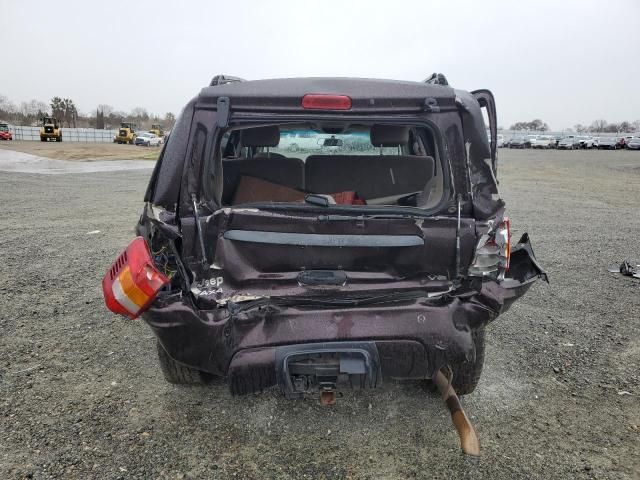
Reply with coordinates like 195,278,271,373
425,327,486,396
156,341,215,385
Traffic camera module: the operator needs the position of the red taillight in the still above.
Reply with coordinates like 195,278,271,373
102,237,169,319
301,94,352,110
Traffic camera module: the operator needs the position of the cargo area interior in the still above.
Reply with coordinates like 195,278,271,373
217,123,445,208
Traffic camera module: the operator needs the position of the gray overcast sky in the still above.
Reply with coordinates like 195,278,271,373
1,0,639,130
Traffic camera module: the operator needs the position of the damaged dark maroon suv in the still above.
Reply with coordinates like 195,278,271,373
103,74,546,435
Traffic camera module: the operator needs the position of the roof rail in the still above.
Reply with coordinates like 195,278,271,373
209,75,246,87
423,73,449,86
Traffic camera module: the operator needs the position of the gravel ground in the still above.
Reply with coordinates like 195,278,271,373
1,149,639,479
0,140,160,161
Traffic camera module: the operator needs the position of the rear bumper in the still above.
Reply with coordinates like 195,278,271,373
143,234,546,394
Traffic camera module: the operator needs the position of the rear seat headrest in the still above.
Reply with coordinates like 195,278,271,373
241,125,280,147
370,125,410,147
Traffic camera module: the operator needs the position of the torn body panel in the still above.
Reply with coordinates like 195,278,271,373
182,208,477,304
143,233,545,394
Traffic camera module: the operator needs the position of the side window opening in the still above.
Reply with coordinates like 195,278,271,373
215,123,446,210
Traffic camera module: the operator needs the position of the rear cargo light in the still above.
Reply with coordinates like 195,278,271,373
102,237,169,319
468,217,511,277
302,94,352,110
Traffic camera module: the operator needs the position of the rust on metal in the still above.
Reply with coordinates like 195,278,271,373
320,390,336,406
434,369,481,456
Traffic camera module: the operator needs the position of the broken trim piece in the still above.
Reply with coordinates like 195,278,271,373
434,369,480,456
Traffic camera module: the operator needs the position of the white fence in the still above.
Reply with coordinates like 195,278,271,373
499,130,632,140
7,125,117,143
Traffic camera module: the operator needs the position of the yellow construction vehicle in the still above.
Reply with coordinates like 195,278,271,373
39,117,62,142
149,124,164,138
114,122,137,144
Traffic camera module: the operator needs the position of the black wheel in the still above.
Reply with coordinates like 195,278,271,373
449,327,486,395
156,341,215,385
40,137,46,142
57,135,62,142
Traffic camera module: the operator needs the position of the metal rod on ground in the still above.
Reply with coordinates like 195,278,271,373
434,369,481,456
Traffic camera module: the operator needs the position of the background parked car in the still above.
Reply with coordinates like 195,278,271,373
557,137,581,150
134,132,163,147
625,137,640,150
578,136,595,149
0,123,13,140
509,136,531,149
531,135,555,149
487,132,506,148
597,137,618,150
527,135,540,148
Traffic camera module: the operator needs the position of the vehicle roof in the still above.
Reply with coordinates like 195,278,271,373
198,77,457,111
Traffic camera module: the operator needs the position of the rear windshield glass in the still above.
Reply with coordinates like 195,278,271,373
272,129,401,159
216,122,445,211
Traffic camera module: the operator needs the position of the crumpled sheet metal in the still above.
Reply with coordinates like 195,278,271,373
144,233,546,390
608,260,640,278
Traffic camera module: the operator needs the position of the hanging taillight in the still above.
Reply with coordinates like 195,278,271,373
102,237,169,319
468,217,511,277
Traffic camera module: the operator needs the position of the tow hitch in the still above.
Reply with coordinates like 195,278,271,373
276,342,381,400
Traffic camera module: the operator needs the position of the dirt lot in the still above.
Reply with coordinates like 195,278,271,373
0,140,160,161
1,149,639,479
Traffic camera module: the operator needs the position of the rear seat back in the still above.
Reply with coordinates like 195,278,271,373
222,157,305,204
222,125,304,204
305,155,434,200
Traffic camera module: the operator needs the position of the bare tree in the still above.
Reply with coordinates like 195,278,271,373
0,94,15,112
130,107,149,120
590,119,607,132
164,112,176,128
97,104,114,117
51,97,65,124
618,121,631,133
509,119,549,132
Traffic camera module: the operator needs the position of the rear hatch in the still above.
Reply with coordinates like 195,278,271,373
192,207,477,304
